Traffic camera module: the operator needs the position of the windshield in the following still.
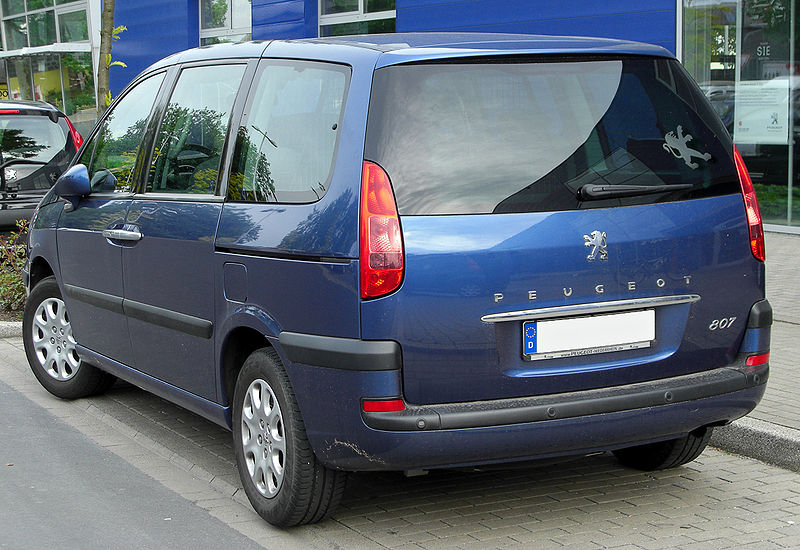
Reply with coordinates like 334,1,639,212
0,115,67,163
365,56,738,215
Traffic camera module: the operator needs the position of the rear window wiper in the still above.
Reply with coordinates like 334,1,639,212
577,183,694,201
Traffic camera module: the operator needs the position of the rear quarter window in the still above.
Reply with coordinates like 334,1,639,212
227,60,349,203
365,56,738,215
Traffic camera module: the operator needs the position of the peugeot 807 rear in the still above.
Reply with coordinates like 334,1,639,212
22,34,770,527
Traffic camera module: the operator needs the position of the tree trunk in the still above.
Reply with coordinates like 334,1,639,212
97,0,115,117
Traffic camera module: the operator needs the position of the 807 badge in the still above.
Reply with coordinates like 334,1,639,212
523,321,537,354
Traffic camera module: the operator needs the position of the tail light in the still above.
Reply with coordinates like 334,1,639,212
64,116,83,150
734,146,765,262
360,161,404,299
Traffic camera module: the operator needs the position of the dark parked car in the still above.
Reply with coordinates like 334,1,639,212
23,34,771,527
0,100,82,227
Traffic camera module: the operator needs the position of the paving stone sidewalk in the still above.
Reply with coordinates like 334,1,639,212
1,337,800,549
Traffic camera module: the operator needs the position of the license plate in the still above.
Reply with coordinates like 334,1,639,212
522,309,655,361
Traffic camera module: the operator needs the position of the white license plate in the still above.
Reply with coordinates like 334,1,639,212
522,309,655,361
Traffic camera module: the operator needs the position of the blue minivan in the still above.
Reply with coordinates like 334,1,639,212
23,34,771,527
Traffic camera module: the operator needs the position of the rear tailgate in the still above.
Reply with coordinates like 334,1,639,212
362,198,761,404
362,55,764,405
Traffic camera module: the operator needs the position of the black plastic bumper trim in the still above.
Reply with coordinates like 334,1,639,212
279,331,401,371
363,359,768,431
747,299,773,328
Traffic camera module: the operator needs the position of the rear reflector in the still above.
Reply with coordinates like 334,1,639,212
362,399,405,413
734,146,765,262
360,161,404,299
745,352,769,367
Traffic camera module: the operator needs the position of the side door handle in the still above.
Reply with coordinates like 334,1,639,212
103,225,143,242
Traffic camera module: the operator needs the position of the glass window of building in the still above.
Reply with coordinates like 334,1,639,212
31,53,61,106
6,57,32,100
28,0,54,9
682,0,799,229
4,16,27,49
61,53,93,114
0,1,93,121
199,0,252,45
1,0,24,16
1,0,89,48
57,8,88,42
319,0,395,36
28,10,57,46
0,60,8,99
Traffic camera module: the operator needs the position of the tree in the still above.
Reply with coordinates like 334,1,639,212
96,0,127,117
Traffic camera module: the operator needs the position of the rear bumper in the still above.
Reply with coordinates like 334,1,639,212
362,358,766,432
283,344,768,471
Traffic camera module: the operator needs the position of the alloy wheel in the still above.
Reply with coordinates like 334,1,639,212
31,297,80,381
241,378,286,498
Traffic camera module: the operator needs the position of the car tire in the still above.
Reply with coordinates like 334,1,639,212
23,276,116,399
232,347,347,527
612,427,713,471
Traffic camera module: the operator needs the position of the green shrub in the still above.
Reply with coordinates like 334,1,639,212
0,219,29,311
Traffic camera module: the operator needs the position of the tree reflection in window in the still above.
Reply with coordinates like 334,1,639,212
80,72,165,193
147,64,246,195
228,126,275,201
0,129,46,159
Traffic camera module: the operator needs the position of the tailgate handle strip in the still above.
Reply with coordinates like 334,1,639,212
480,294,701,323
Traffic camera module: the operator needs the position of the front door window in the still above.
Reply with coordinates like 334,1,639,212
147,63,245,194
78,72,166,192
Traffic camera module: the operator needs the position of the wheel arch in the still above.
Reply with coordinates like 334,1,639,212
219,325,272,410
28,255,55,289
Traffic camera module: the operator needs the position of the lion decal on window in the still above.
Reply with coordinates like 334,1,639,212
662,125,712,169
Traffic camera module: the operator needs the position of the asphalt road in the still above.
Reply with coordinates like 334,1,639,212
0,379,263,550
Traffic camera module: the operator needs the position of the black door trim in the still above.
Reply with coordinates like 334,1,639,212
63,284,213,339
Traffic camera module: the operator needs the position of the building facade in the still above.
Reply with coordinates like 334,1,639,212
0,0,98,132
0,0,797,230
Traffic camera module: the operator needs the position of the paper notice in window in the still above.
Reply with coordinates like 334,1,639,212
733,79,790,145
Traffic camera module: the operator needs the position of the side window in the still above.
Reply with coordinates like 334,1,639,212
228,61,348,203
79,72,165,193
147,64,246,194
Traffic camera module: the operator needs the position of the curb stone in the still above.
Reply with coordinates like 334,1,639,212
711,416,800,472
0,321,21,339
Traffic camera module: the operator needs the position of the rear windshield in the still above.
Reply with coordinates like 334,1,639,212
0,115,67,163
365,57,738,215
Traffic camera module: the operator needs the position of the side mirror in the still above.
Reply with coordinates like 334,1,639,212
54,164,90,211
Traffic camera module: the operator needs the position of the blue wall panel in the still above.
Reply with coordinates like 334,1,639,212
109,0,677,97
397,0,677,53
111,0,198,96
252,0,317,40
